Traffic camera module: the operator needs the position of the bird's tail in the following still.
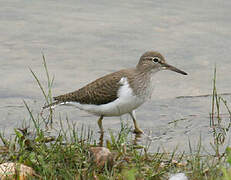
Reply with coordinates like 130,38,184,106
42,101,60,109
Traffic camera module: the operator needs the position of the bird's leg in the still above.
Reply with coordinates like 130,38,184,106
129,111,143,134
97,115,104,133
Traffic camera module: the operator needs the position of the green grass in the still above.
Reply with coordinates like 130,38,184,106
0,56,231,179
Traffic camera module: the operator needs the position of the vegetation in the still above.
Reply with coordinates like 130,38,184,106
0,57,231,179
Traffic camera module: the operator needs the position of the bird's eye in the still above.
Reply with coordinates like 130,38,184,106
152,57,159,63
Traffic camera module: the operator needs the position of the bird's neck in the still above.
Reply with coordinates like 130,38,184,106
128,69,154,98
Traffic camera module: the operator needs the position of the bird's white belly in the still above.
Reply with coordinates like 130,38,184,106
65,94,145,116
62,77,148,116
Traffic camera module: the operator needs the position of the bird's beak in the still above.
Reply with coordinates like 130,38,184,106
161,62,187,75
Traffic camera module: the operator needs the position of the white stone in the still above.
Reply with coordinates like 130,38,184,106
169,173,188,180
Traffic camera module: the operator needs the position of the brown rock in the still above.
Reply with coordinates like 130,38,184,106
89,147,113,168
0,162,36,180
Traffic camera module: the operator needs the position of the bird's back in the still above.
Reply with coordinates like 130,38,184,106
54,69,131,105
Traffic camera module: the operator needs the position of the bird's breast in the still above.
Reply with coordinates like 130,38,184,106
129,73,153,101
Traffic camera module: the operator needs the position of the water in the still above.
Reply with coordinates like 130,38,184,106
1,0,231,152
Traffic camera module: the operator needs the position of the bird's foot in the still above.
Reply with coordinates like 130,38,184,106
133,128,144,134
98,130,104,134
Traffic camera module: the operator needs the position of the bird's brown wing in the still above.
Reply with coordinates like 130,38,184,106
54,70,127,105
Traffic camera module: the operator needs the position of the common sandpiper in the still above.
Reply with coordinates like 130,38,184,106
43,51,187,134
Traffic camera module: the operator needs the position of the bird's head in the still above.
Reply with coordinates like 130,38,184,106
137,51,187,75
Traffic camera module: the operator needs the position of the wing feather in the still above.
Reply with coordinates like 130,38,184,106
54,70,126,105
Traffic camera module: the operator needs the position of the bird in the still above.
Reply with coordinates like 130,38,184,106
43,51,187,134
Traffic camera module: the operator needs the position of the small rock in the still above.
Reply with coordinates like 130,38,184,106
169,173,188,180
0,162,36,180
171,160,178,164
159,162,166,168
89,147,113,168
177,161,187,167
